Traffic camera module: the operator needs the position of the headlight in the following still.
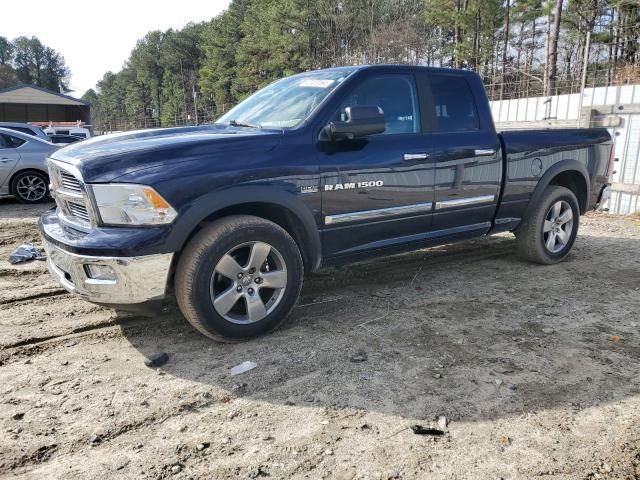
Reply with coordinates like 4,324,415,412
91,184,177,226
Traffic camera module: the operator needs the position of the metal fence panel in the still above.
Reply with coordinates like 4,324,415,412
491,85,640,215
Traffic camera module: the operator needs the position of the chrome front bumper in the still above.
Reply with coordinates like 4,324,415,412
42,238,174,306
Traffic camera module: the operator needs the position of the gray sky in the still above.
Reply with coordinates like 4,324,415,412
0,0,231,97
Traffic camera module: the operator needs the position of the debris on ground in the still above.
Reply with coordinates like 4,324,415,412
350,351,368,363
144,352,169,368
230,361,257,375
411,425,445,436
611,335,621,342
437,415,448,430
8,244,46,264
494,367,514,374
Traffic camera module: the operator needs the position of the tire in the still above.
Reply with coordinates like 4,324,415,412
175,215,304,342
516,185,580,265
11,170,50,204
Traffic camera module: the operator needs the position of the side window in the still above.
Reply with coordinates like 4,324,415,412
336,75,420,135
429,75,479,133
0,134,25,148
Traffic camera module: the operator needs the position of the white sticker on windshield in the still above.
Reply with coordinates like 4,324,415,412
299,79,335,88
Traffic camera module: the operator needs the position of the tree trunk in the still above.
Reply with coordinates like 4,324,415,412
544,0,563,96
499,0,511,100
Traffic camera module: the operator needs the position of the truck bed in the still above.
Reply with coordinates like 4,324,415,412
494,128,612,231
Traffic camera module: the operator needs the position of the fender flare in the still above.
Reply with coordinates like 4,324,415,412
165,186,322,271
522,159,590,222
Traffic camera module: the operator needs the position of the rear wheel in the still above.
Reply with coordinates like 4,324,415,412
175,215,304,342
11,171,49,204
516,186,580,264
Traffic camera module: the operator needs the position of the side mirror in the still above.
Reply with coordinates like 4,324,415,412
321,106,385,141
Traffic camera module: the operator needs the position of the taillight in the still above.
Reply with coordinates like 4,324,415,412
605,145,616,177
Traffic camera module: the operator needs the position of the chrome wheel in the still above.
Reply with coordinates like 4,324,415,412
210,241,287,324
543,200,574,254
16,174,47,202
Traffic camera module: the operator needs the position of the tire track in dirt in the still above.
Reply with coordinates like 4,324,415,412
0,289,67,306
0,313,160,353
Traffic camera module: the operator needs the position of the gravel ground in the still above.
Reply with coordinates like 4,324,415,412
0,198,639,479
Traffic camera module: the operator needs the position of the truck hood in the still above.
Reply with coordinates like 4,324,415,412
50,124,282,183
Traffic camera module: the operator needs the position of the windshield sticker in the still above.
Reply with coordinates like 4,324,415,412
299,79,335,88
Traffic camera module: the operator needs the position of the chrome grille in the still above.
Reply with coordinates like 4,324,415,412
47,159,94,228
67,202,90,221
60,172,82,193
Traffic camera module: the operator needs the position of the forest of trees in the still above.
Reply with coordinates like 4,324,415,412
0,36,70,91
86,0,640,131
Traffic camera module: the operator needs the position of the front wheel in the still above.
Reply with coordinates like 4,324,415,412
175,215,304,342
516,185,580,264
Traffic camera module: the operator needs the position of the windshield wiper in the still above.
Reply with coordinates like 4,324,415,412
227,119,261,129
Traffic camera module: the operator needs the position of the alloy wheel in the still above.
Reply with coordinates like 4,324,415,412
543,200,574,254
16,174,47,202
210,241,287,324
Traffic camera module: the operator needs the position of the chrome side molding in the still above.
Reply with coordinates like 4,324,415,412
403,153,429,161
325,195,497,224
435,194,496,210
474,149,496,157
325,202,433,225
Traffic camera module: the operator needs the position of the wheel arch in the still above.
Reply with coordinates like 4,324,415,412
166,186,322,274
522,160,590,222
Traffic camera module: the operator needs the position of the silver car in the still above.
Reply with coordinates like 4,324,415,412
0,127,60,203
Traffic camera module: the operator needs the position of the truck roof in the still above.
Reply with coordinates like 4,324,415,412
316,64,478,77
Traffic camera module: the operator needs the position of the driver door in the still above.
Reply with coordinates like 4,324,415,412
317,74,435,259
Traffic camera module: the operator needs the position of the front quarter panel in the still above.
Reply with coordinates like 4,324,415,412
111,131,323,269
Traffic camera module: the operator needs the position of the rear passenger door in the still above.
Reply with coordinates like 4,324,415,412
423,74,502,233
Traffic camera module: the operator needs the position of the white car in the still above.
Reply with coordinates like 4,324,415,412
44,126,92,140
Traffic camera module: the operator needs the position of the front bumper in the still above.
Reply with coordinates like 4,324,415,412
42,237,173,306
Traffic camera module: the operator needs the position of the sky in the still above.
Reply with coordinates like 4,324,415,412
0,0,231,97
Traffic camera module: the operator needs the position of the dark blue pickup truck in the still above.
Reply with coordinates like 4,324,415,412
39,65,613,341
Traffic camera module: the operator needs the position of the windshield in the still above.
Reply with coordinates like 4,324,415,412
216,70,354,129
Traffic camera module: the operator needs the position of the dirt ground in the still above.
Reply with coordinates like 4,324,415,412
0,198,639,480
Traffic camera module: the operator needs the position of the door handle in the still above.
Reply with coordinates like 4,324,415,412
474,149,496,157
0,158,13,163
403,153,429,161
